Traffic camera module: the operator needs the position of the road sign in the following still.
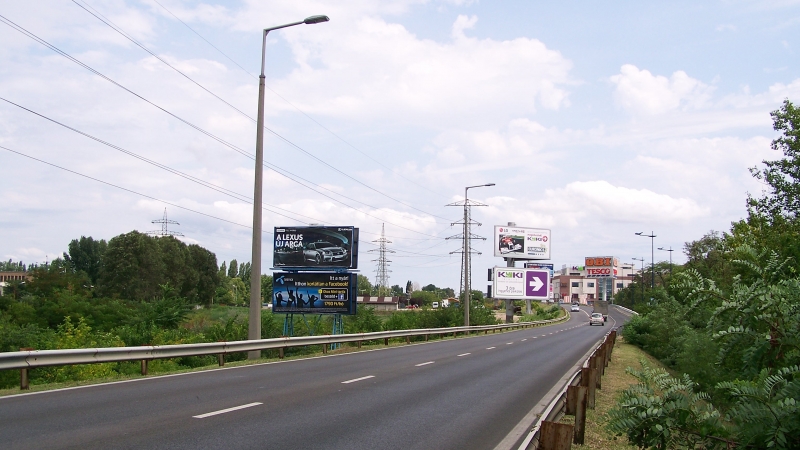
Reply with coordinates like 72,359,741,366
492,267,551,300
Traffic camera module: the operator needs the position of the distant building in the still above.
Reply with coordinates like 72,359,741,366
0,271,33,296
551,257,639,304
357,296,399,312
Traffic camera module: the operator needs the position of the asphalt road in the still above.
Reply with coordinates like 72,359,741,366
0,306,631,450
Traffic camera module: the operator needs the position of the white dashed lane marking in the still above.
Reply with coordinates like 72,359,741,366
342,375,375,384
193,402,262,419
486,347,496,350
416,361,435,367
457,353,471,357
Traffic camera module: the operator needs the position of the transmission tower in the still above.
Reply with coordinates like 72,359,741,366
146,208,184,237
447,191,490,325
369,224,394,296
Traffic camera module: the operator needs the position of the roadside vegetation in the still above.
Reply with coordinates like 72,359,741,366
0,235,499,389
607,100,800,449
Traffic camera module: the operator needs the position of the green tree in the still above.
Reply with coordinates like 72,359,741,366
227,259,238,279
63,236,107,284
97,231,164,300
357,274,373,296
187,244,219,306
750,99,800,219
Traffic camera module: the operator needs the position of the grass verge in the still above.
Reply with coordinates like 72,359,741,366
558,337,665,449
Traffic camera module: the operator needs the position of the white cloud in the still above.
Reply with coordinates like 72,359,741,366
715,24,737,31
610,64,714,115
257,14,573,125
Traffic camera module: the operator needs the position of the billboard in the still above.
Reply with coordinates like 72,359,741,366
584,256,619,278
524,262,554,278
272,272,357,315
273,226,359,270
492,267,550,300
494,226,551,260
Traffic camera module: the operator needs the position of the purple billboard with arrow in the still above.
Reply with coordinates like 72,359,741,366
525,269,550,299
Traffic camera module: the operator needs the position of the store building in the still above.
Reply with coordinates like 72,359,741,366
551,256,639,304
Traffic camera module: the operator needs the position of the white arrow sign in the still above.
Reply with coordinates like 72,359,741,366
529,276,543,292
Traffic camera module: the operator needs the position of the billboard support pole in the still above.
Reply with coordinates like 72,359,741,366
331,314,343,350
506,256,515,324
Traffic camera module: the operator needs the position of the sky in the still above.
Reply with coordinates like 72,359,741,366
1,0,800,292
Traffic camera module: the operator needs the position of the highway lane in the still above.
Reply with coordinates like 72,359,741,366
0,306,631,449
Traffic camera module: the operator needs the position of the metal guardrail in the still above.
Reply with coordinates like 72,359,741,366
0,315,568,373
612,304,639,316
516,328,618,449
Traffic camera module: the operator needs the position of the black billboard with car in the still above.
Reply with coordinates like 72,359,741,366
272,226,359,270
272,272,357,315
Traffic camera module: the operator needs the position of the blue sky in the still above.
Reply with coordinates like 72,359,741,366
1,0,799,291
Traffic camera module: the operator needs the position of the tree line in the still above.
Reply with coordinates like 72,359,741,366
608,100,800,449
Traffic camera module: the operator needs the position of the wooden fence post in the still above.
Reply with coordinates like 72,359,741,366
581,367,596,409
572,386,588,445
539,421,573,450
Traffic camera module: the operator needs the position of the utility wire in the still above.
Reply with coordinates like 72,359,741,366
149,0,449,202
0,95,444,239
0,16,449,239
73,0,452,221
0,145,255,231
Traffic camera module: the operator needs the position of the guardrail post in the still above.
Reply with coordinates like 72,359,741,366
322,344,327,354
19,347,33,390
540,421,573,450
591,355,602,389
279,348,284,359
425,334,429,341
406,336,410,344
567,386,588,445
581,367,596,409
357,340,362,349
218,354,225,366
484,330,488,334
141,360,148,376
384,338,389,346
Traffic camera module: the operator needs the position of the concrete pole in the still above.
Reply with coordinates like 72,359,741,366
248,29,269,360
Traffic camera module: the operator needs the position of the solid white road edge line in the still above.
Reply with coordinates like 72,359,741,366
342,375,375,384
193,402,262,419
415,361,434,367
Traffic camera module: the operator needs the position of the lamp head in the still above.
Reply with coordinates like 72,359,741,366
485,183,496,186
304,15,330,24
635,232,643,236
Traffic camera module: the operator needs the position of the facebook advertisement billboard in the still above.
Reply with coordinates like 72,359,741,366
272,272,357,315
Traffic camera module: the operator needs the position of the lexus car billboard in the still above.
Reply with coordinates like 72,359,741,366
272,272,357,315
273,226,359,270
494,226,551,260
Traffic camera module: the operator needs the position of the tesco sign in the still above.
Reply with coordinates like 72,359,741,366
585,267,618,278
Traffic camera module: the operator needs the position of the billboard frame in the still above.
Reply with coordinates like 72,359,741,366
494,226,551,260
272,226,359,271
271,272,357,315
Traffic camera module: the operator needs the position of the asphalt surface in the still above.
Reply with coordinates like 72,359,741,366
0,306,631,450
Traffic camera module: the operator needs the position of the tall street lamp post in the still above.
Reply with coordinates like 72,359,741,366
635,231,656,289
658,246,674,275
463,183,494,327
249,15,329,360
632,257,644,307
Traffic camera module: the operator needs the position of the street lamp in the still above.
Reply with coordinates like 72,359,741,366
632,257,644,307
658,246,674,277
249,15,330,360
463,183,495,327
635,231,656,288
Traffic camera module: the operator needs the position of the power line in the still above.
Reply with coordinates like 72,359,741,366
0,13,441,231
0,145,255,231
72,0,452,222
150,0,449,202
